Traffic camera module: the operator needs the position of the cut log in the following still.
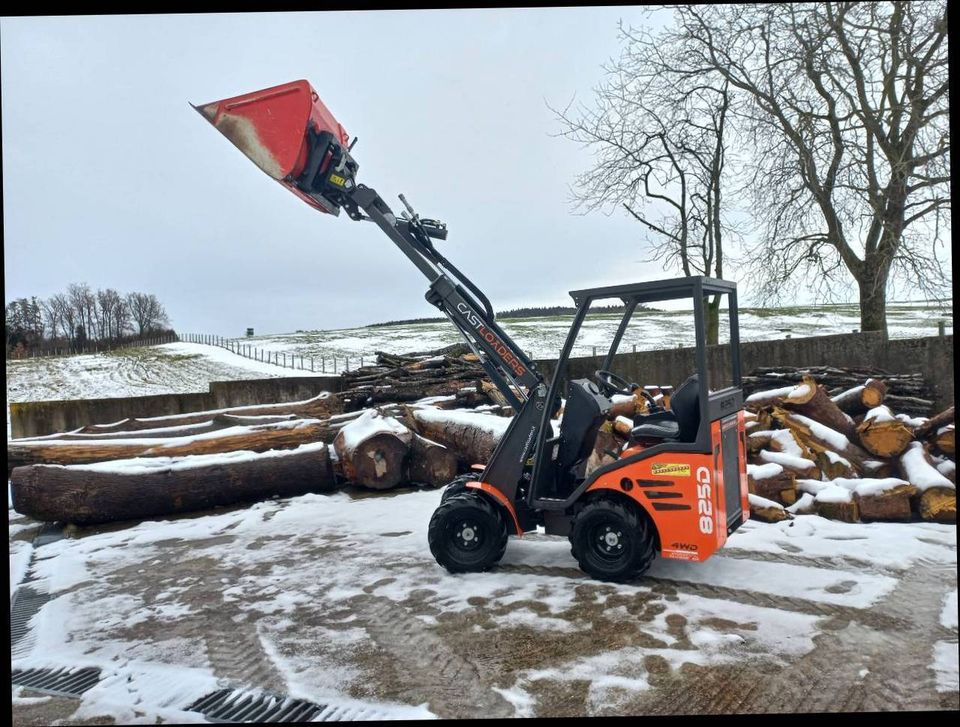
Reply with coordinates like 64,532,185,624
785,382,857,440
813,485,860,522
816,450,858,479
856,406,914,458
853,480,917,522
934,424,955,458
13,413,302,442
919,488,957,523
830,379,887,415
7,420,330,470
407,407,510,467
747,494,792,522
74,393,341,434
406,434,458,488
9,442,337,525
747,463,797,505
754,448,820,479
914,406,955,440
333,410,412,490
897,441,956,523
584,424,623,478
747,431,774,453
744,376,817,410
771,407,870,472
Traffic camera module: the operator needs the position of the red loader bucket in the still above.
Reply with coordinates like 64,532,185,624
194,80,351,214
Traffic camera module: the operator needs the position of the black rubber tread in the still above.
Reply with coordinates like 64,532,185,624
568,498,657,582
428,492,508,573
439,474,479,503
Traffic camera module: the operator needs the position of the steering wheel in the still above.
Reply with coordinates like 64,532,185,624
594,369,639,397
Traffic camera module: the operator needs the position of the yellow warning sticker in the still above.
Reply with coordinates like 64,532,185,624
651,463,691,477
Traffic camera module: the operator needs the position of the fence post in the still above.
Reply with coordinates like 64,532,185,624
938,320,946,337
283,352,287,368
311,357,315,372
322,358,326,373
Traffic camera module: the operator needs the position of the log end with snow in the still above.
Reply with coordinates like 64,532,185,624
747,493,792,522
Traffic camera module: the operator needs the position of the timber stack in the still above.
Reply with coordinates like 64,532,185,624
8,350,954,528
741,370,955,524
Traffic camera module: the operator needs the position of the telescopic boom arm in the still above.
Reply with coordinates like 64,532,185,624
193,80,541,409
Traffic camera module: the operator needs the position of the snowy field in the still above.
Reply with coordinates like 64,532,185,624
5,342,310,406
9,484,958,720
232,300,953,362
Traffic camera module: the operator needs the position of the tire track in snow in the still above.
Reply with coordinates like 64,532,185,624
348,595,514,718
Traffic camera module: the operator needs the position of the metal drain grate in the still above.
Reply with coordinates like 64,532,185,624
12,667,101,697
188,689,327,723
11,586,51,650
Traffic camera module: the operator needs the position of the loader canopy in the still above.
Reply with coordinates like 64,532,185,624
195,80,354,215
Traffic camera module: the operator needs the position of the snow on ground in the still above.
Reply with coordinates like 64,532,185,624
5,342,326,411
235,300,953,362
726,516,956,571
10,481,957,718
933,642,959,693
942,590,959,629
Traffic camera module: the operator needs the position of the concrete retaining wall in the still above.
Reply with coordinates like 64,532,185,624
10,375,342,439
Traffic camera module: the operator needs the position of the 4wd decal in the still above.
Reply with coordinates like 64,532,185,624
651,463,691,477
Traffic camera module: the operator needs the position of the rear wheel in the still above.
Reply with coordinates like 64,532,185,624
428,492,508,573
569,499,657,582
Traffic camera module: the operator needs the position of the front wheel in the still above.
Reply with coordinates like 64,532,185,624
569,499,657,582
428,492,508,573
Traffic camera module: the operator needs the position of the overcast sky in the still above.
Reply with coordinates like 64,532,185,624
1,8,697,336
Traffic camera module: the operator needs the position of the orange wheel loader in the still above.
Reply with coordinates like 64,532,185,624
195,80,750,582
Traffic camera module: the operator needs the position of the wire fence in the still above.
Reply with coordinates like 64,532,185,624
5,332,180,361
179,333,374,374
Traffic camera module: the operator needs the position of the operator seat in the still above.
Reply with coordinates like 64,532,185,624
629,374,700,443
555,379,612,495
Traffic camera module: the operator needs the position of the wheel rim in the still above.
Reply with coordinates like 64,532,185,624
588,521,628,561
450,518,483,552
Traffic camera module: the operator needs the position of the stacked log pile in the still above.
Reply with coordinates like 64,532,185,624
743,369,955,525
337,348,492,411
8,346,512,525
742,365,936,417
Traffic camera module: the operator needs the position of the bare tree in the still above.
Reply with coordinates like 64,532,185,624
126,292,170,335
67,283,98,343
551,21,737,343
659,2,950,334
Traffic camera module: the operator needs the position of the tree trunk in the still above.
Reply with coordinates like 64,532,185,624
706,295,721,346
7,420,329,470
406,408,508,466
10,442,337,525
784,382,857,440
406,435,459,488
74,394,341,434
857,262,890,336
332,411,412,490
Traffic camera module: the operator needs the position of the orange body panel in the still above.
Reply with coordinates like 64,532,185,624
465,481,523,535
586,414,748,562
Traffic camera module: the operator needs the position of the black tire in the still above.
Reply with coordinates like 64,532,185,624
428,492,508,573
569,498,657,582
439,474,478,503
